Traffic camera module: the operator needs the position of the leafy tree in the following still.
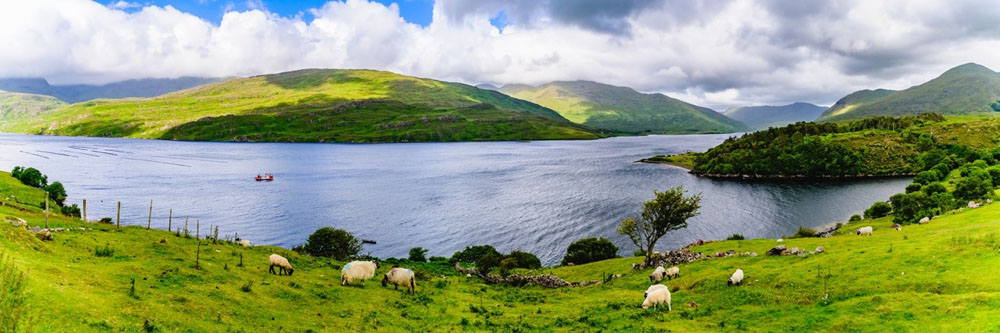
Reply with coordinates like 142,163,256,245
849,214,862,222
297,227,362,260
475,252,501,275
922,182,947,196
864,201,892,219
11,167,47,188
450,245,501,264
60,204,81,217
954,171,992,201
44,182,67,206
503,250,541,269
913,170,940,185
931,163,952,179
408,247,428,262
905,183,923,193
617,186,701,266
561,237,619,265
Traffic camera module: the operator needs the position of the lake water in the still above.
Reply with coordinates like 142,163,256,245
0,133,910,265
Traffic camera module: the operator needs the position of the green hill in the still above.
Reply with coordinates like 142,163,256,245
0,69,602,143
4,168,1000,330
0,90,67,122
0,77,221,103
499,81,749,134
820,63,1000,122
724,102,826,130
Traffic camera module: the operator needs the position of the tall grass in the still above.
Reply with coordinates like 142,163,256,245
0,254,27,332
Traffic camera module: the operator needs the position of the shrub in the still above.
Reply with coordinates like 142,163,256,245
561,237,619,265
297,227,362,260
99,217,113,224
504,250,541,269
61,204,81,218
864,201,892,219
931,163,952,178
849,214,862,222
450,245,501,264
922,182,947,196
954,171,993,201
475,252,501,274
408,247,428,262
44,182,67,206
11,166,46,188
428,256,447,262
913,171,940,185
726,233,745,240
95,244,115,257
905,183,923,193
790,226,816,238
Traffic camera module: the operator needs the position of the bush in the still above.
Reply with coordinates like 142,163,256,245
790,226,816,238
450,245,501,264
905,183,923,193
475,253,501,274
864,201,892,219
95,243,115,257
61,204,81,218
913,170,940,185
99,217,113,224
44,182,67,206
726,233,745,240
561,237,619,265
954,171,993,201
504,250,541,269
408,247,428,262
11,166,47,188
849,214,862,222
922,182,947,196
297,227,362,260
931,163,952,178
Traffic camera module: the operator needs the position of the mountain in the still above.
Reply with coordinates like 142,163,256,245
475,83,499,91
0,77,221,103
0,90,67,121
723,102,826,129
818,89,896,120
499,81,748,134
819,63,1000,121
0,69,601,143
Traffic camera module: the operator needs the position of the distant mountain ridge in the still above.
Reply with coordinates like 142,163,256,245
499,80,748,134
0,77,222,103
723,102,826,130
819,63,1000,121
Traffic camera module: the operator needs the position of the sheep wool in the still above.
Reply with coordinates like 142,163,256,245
237,239,252,247
382,267,416,294
268,254,294,276
641,288,671,310
728,268,744,286
644,284,668,298
856,226,873,236
650,266,666,282
342,260,378,286
665,266,680,280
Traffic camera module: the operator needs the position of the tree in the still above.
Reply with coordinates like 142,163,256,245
475,252,501,275
408,247,428,262
450,245,501,264
561,237,619,265
11,167,46,188
503,250,541,269
297,227,362,260
617,186,701,266
954,172,992,201
44,182,67,206
864,201,892,219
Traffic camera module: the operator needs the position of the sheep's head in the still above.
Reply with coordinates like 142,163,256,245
381,274,389,287
287,268,294,276
856,230,861,235
727,279,734,286
373,260,381,269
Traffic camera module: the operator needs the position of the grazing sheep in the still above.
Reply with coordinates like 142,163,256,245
268,254,294,276
918,217,930,224
856,226,873,236
665,266,680,280
644,284,668,298
237,239,252,247
892,223,902,231
650,266,666,282
341,260,380,286
728,268,744,286
641,288,671,310
381,267,416,294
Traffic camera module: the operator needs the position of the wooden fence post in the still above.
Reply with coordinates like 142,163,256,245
168,209,173,231
147,200,152,230
82,199,87,222
183,217,189,237
45,192,49,229
196,219,200,240
116,201,121,229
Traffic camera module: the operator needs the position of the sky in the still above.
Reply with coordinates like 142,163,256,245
2,0,1000,110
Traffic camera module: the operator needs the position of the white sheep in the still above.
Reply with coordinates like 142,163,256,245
649,266,666,282
341,260,380,286
728,268,744,286
918,217,930,224
237,239,252,247
641,288,671,310
664,266,680,280
381,267,416,294
268,254,294,276
644,284,668,298
856,226,873,236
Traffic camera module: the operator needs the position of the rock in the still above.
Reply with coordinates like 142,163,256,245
713,251,726,258
767,245,787,256
815,246,825,254
28,226,41,233
633,249,702,270
750,252,758,257
685,301,697,308
52,227,64,232
777,238,784,242
918,217,929,224
788,247,802,255
35,229,52,241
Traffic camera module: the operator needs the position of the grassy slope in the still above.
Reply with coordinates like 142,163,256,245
817,89,896,120
0,69,601,143
724,102,826,130
820,63,1000,122
4,172,1000,331
0,91,67,122
501,81,749,134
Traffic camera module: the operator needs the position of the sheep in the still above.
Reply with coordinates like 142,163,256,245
644,284,667,298
237,239,252,247
664,266,680,280
649,266,666,282
381,266,416,294
268,254,294,276
641,288,671,310
856,226,873,236
918,217,930,224
728,268,744,286
341,260,380,286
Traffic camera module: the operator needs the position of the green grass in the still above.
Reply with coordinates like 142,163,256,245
501,81,749,134
640,152,698,170
4,171,1000,331
0,90,67,122
0,69,603,143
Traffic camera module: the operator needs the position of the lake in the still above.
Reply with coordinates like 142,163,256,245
0,133,910,265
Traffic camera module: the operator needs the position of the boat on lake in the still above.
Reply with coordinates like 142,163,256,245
255,173,274,181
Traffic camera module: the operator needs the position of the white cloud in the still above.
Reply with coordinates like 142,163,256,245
2,0,1000,110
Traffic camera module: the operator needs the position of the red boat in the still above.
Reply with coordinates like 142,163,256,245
255,173,274,181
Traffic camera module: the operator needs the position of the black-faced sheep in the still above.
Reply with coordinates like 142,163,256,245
268,254,294,276
664,266,680,280
342,260,380,286
856,226,873,236
644,284,667,298
649,266,666,282
728,268,744,286
642,288,671,310
381,267,416,294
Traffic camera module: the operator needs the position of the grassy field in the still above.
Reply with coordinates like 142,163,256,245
0,69,603,143
0,91,67,122
3,170,1000,331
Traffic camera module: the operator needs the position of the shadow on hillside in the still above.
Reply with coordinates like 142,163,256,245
264,69,365,91
52,119,144,138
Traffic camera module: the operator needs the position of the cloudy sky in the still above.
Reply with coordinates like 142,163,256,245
2,0,1000,110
